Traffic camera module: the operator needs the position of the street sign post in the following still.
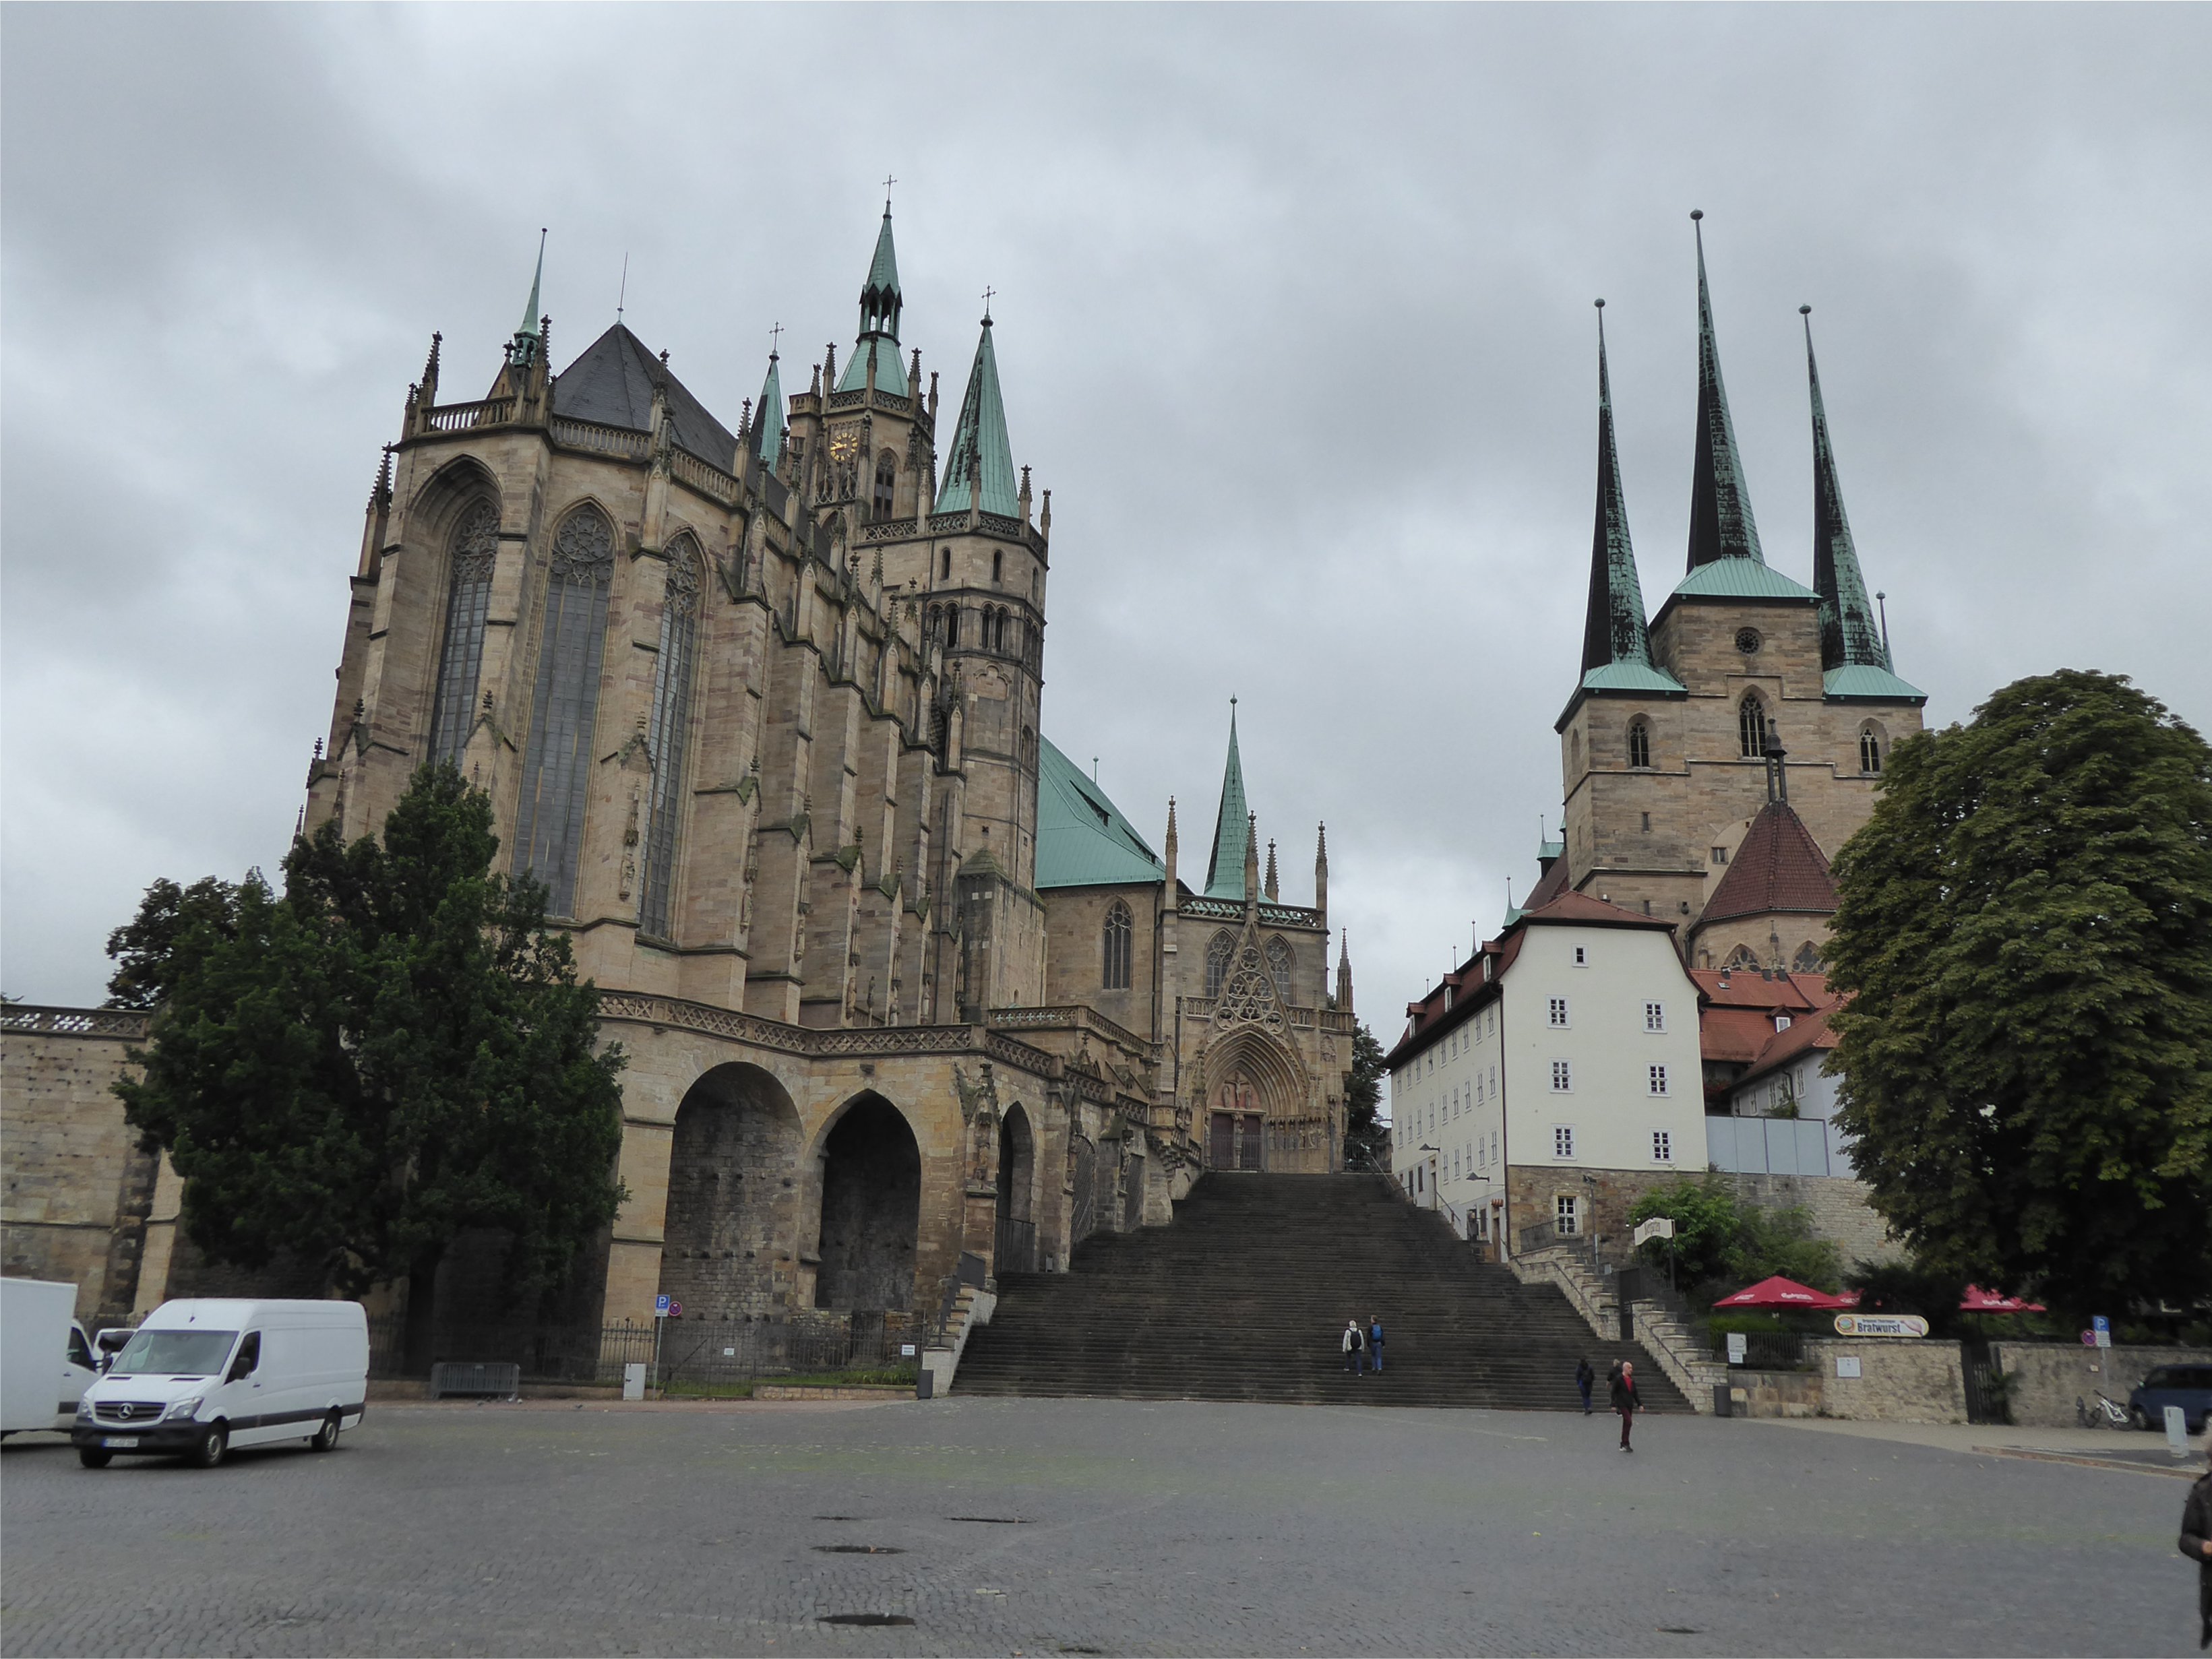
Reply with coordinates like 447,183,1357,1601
1726,1332,1748,1366
2091,1315,2112,1350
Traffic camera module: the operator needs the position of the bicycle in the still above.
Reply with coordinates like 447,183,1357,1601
2075,1390,2129,1429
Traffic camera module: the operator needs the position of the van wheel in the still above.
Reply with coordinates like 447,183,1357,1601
78,1447,112,1469
310,1412,341,1453
192,1424,228,1468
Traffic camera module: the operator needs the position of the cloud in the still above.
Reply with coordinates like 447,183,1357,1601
5,4,2207,1022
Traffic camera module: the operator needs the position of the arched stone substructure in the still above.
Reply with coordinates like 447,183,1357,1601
656,1063,802,1320
812,1093,922,1312
994,1102,1037,1272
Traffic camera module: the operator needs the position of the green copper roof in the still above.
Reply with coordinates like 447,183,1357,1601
1669,558,1817,602
1823,663,1926,702
1202,705,1253,900
1581,303,1660,681
1686,215,1764,571
1804,311,1893,675
1035,737,1165,889
1579,660,1686,693
754,353,785,468
836,335,909,394
933,319,1020,518
863,208,900,308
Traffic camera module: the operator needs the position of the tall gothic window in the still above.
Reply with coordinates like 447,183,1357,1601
1102,900,1133,990
1264,936,1294,1003
1626,718,1652,770
944,605,960,649
514,504,615,917
1204,930,1236,998
426,501,499,769
873,451,896,519
1792,940,1825,974
1738,694,1769,759
638,538,701,940
1859,724,1883,774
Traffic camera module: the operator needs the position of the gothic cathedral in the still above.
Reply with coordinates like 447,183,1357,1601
1539,217,1926,970
302,204,1354,1335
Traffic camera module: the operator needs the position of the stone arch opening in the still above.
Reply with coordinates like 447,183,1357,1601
995,1103,1037,1272
658,1063,803,1320
813,1094,921,1312
1201,1028,1309,1172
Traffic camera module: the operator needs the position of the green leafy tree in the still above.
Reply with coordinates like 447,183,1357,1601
115,765,627,1332
1342,1022,1388,1170
103,875,243,1009
1826,670,2212,1322
1630,1176,1841,1293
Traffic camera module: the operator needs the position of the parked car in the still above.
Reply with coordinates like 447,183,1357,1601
72,1298,368,1469
1,1278,98,1435
2126,1363,2212,1432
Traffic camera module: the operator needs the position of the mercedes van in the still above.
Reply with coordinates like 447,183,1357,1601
72,1298,368,1469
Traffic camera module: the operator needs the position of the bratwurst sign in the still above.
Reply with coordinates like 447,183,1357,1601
1833,1313,1930,1338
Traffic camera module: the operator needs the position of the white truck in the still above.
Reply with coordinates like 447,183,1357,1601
1,1278,99,1435
73,1298,369,1468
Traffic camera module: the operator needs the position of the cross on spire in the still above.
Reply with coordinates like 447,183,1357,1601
768,321,782,358
882,173,897,206
981,284,995,321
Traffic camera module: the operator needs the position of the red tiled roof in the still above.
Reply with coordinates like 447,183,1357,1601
1698,800,1839,927
1688,968,1836,1012
1523,852,1571,911
1521,889,1676,931
1735,1006,1840,1088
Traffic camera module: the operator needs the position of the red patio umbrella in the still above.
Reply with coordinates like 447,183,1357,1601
1713,1275,1857,1310
1959,1285,2046,1313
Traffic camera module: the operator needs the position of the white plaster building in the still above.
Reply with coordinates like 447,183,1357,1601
1387,891,1707,1255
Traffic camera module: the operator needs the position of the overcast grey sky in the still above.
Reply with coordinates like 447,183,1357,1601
4,4,2208,1028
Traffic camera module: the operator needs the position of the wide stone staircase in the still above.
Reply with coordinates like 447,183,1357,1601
955,1172,1689,1411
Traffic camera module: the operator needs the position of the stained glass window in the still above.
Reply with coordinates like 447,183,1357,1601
1739,695,1768,759
1264,935,1294,1003
1204,930,1235,998
426,501,499,769
1102,900,1132,991
514,504,614,917
638,538,700,940
1627,718,1652,770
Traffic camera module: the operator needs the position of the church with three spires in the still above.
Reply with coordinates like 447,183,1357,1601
1533,212,1927,974
294,200,1353,1337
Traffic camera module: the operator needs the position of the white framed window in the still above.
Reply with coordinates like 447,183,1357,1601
1553,1125,1575,1159
1556,1193,1580,1232
1644,1000,1665,1032
1649,1065,1669,1096
1775,1013,1793,1032
1572,945,1589,967
1550,1060,1572,1092
1652,1130,1673,1162
1548,997,1570,1028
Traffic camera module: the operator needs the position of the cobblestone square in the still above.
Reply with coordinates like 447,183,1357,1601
1,1397,2201,1657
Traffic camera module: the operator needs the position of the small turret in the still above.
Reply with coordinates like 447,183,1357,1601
1243,813,1260,911
1314,821,1329,920
419,331,442,409
1264,839,1279,903
1163,796,1179,888
1336,931,1355,1013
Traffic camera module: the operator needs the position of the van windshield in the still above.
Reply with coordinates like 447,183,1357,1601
109,1329,237,1377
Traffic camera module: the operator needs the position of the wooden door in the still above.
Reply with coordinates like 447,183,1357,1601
1209,1111,1235,1168
1237,1114,1264,1170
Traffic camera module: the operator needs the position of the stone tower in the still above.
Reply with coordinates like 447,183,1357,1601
1552,216,1926,968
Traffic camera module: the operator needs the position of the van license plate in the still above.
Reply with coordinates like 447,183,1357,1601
100,1437,140,1449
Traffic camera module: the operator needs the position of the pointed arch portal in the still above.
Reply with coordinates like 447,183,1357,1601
813,1094,921,1313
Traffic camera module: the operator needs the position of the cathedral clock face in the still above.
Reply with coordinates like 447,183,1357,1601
829,424,861,466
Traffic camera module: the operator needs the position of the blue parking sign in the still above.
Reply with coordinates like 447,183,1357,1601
655,1294,671,1317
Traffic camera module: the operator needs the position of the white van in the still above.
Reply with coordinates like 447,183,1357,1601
73,1298,368,1469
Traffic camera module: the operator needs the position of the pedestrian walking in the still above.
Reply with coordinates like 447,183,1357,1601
2181,1435,2211,1649
1343,1319,1365,1375
1575,1357,1595,1415
1610,1358,1642,1451
1368,1317,1385,1374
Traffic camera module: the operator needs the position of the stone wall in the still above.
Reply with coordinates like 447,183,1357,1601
0,1012,157,1322
1723,1170,1904,1267
1804,1336,1967,1423
1990,1343,2212,1430
1723,1368,1822,1418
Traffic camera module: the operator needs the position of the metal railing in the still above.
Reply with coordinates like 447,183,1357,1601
1517,1220,1566,1254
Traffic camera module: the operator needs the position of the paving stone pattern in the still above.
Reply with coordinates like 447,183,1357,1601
1,1398,2200,1657
959,1172,1688,1410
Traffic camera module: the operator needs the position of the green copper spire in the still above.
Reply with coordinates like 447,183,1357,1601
1582,301,1657,677
1685,212,1763,570
933,311,1020,518
838,201,907,394
1202,701,1252,900
517,228,545,340
1803,307,1887,672
754,348,785,470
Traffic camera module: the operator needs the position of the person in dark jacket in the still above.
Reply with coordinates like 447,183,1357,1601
1576,1358,1596,1415
1610,1359,1642,1451
1343,1319,1365,1375
1368,1317,1385,1374
2182,1439,2211,1649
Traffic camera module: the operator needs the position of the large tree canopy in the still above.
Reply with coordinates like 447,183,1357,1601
115,765,627,1306
1826,670,2212,1321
